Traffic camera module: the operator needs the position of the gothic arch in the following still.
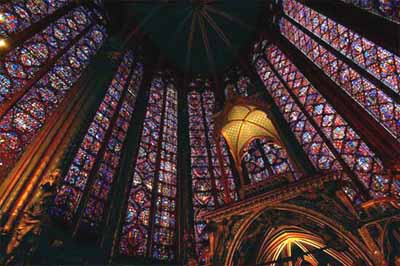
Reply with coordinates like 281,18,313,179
222,203,375,266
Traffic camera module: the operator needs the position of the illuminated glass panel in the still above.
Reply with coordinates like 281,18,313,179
203,91,238,205
280,18,400,140
0,7,93,105
283,0,400,95
152,83,178,260
119,74,178,261
0,0,71,37
234,76,250,96
53,51,136,221
339,0,400,23
256,43,394,198
188,88,238,262
255,56,340,172
81,61,143,229
242,138,296,185
188,90,214,263
0,25,106,177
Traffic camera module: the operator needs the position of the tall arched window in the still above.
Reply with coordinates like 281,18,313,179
254,42,397,200
235,76,251,97
280,18,400,140
0,0,72,37
242,138,296,186
53,51,143,230
188,83,238,262
339,0,400,23
283,0,400,95
1,7,95,105
224,68,252,97
0,19,106,177
119,73,178,261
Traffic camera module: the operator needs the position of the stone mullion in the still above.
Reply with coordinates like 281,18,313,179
255,140,276,177
173,76,185,263
96,66,143,242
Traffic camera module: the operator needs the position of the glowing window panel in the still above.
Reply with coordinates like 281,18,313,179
280,18,400,140
0,7,93,105
283,0,400,95
53,51,135,221
0,0,72,36
242,138,296,185
339,0,400,23
188,88,238,262
80,62,143,229
235,76,251,96
0,25,106,178
119,74,178,261
255,56,340,172
152,84,178,261
257,43,394,198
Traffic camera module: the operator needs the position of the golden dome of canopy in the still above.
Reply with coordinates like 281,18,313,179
214,97,281,166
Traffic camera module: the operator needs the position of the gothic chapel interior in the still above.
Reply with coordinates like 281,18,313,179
0,0,400,265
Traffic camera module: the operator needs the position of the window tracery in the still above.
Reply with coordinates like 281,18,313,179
283,0,400,95
254,43,397,199
119,73,178,261
0,0,72,37
188,85,238,262
242,138,296,185
0,24,106,177
280,18,400,140
53,51,142,225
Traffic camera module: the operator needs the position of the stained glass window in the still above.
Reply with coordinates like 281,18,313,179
283,0,400,95
224,68,251,97
0,7,94,105
253,42,397,199
81,61,143,231
280,18,400,140
236,76,251,96
119,73,178,261
0,24,106,177
242,138,296,185
53,51,142,225
340,0,400,23
0,0,71,37
188,84,238,262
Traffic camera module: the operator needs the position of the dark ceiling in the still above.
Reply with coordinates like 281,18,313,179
104,0,264,76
